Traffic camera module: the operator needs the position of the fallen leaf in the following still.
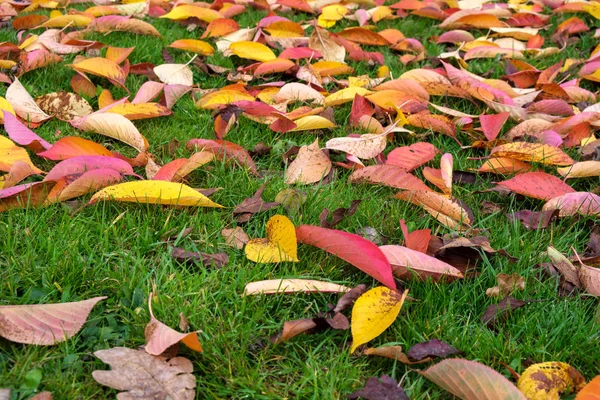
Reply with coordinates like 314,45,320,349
6,78,51,123
69,57,126,89
380,245,464,281
187,138,258,176
543,192,600,217
507,209,559,230
406,339,460,361
580,264,600,296
309,27,345,63
245,215,299,263
349,165,431,192
154,64,194,86
242,279,351,295
490,142,574,166
92,347,196,400
326,132,387,160
3,111,51,152
347,375,409,400
233,183,279,222
37,137,113,160
89,181,223,208
275,188,307,214
399,219,430,254
171,247,229,268
270,319,318,344
319,199,361,229
482,296,539,329
45,169,125,204
285,139,332,184
395,190,472,231
145,294,203,355
0,136,42,173
576,375,600,399
229,41,276,62
0,297,105,345
221,227,249,249
71,112,149,152
486,273,525,297
517,362,585,400
364,345,431,365
153,152,214,182
420,358,527,400
296,225,396,288
350,287,408,352
35,92,93,121
496,172,575,201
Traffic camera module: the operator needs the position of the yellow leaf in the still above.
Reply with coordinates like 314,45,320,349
350,287,408,352
39,14,93,28
169,39,214,56
0,96,15,124
195,90,255,110
311,61,354,77
229,41,276,62
69,57,126,88
324,87,372,107
106,103,171,121
584,2,600,19
0,136,42,173
291,116,336,131
264,21,304,38
89,181,223,207
320,4,347,20
245,215,299,263
491,142,574,166
517,362,586,400
160,5,223,22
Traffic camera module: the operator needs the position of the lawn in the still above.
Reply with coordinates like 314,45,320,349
1,2,600,399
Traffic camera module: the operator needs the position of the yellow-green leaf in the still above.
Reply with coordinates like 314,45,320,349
350,287,408,352
89,181,223,208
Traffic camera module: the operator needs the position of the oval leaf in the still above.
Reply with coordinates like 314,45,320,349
379,245,464,280
243,279,351,296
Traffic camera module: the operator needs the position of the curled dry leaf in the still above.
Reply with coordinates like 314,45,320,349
145,294,202,356
0,297,105,345
380,245,464,281
507,209,559,230
486,273,525,297
187,138,258,176
245,215,299,263
350,287,408,352
92,347,196,400
547,246,582,288
221,227,249,249
89,181,223,208
579,264,600,296
319,199,361,229
296,225,396,289
233,183,279,222
517,362,585,400
242,279,351,296
285,139,332,184
420,358,527,400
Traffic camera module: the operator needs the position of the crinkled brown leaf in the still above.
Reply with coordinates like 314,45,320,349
486,273,525,297
233,183,280,222
347,375,409,400
407,339,460,361
221,227,249,249
171,247,228,268
482,296,540,329
319,200,362,229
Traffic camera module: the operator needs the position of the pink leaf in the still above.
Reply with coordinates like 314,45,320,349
380,245,463,280
296,225,396,289
543,192,600,217
0,297,106,345
349,164,431,191
44,156,134,181
279,47,322,60
45,169,125,203
3,111,51,152
480,112,509,141
186,138,258,176
386,142,438,171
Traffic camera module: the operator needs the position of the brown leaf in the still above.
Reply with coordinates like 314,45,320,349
482,296,540,329
347,375,409,400
285,139,332,184
507,209,559,230
171,247,228,268
145,294,203,356
319,200,362,229
406,339,460,361
333,284,367,313
270,318,319,344
308,27,345,63
233,183,279,222
486,273,525,297
221,227,249,249
547,246,581,288
30,392,53,400
579,264,600,296
35,92,93,121
92,347,196,400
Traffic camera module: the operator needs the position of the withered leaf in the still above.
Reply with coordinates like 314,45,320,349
36,92,93,121
171,247,228,268
406,339,460,361
233,183,279,222
270,318,319,344
221,227,249,249
364,345,432,364
347,375,409,400
92,347,196,400
486,273,525,297
275,188,307,214
507,209,559,230
320,200,362,229
333,284,368,313
482,296,541,329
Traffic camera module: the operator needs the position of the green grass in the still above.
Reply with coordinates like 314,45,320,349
1,5,600,400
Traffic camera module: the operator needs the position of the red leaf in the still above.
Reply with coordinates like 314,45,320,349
496,171,575,201
349,165,431,191
349,94,374,126
296,225,396,289
480,112,509,141
386,142,438,171
399,219,430,253
186,138,258,176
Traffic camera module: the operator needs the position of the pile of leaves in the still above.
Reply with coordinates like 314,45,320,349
1,0,600,396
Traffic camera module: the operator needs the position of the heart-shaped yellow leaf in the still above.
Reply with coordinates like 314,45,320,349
350,287,407,352
245,215,299,263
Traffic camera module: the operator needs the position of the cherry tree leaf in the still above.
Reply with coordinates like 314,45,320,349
379,245,464,280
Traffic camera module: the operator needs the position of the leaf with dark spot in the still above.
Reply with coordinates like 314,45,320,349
171,247,228,268
319,200,362,229
481,296,541,329
406,339,460,361
347,375,409,400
